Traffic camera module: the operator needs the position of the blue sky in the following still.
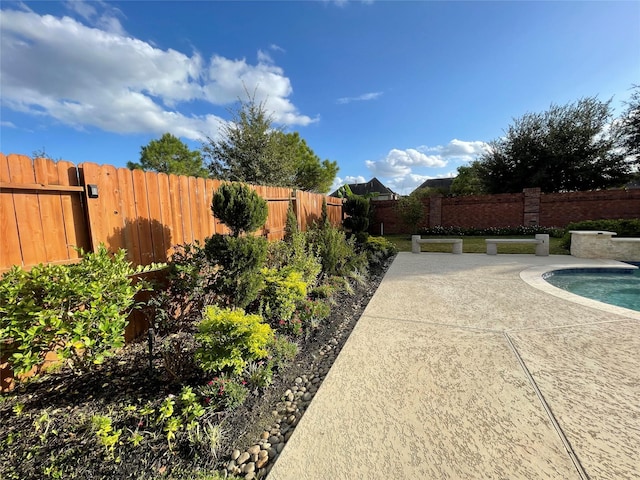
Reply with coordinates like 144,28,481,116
1,1,639,194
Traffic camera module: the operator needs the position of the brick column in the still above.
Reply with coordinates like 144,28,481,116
523,188,541,226
429,195,442,227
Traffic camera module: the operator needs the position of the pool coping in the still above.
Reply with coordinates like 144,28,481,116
520,260,640,321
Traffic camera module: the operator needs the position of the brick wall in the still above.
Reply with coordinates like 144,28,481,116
539,189,640,226
370,188,640,234
440,193,523,228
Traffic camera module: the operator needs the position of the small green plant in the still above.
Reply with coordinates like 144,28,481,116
268,335,298,368
34,409,52,443
243,360,274,389
199,375,248,411
12,402,25,417
91,414,122,457
128,430,144,448
297,298,331,330
309,283,337,301
187,419,224,457
195,305,273,375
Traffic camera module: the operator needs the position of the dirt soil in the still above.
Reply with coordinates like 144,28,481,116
0,258,392,480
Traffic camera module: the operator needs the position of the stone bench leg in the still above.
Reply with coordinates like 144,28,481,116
535,234,549,256
452,242,462,254
411,235,421,254
486,243,497,255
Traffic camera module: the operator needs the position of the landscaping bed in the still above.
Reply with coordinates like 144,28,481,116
0,256,393,480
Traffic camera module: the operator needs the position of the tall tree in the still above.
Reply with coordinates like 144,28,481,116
450,163,486,195
475,97,631,193
272,131,339,193
127,133,207,178
617,85,640,166
201,96,338,191
202,96,288,185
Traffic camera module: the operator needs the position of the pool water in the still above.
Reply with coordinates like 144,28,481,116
544,266,640,312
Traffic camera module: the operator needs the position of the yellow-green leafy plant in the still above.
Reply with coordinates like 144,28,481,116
195,306,273,375
258,267,308,333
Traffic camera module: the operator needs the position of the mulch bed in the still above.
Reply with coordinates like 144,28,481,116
0,258,392,480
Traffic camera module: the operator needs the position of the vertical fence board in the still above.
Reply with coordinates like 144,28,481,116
179,175,194,243
57,161,89,259
116,168,142,266
131,169,153,265
187,176,202,243
81,162,119,253
8,154,47,265
157,173,174,258
167,174,185,247
145,171,167,263
196,177,213,239
0,154,23,268
33,158,68,263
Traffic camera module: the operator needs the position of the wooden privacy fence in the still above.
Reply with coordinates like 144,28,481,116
0,153,344,272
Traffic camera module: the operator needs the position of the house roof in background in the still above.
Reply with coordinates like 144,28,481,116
415,177,455,191
331,177,397,197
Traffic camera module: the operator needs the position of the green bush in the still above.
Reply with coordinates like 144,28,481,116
296,298,331,331
363,236,398,266
561,218,640,249
195,305,273,375
268,335,298,368
199,375,248,411
152,242,218,332
211,183,268,236
204,234,267,308
0,245,147,377
308,224,367,277
259,267,308,333
284,200,299,243
395,195,425,233
343,195,370,239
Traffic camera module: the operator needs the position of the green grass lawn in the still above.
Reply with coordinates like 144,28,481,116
383,234,570,255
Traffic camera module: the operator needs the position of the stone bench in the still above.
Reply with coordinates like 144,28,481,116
485,234,549,256
412,235,463,254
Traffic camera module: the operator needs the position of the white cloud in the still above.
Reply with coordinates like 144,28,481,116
1,121,16,128
0,8,315,141
257,49,274,64
328,175,368,194
64,0,125,35
363,140,489,194
270,44,285,53
337,91,383,105
417,139,490,162
365,148,446,177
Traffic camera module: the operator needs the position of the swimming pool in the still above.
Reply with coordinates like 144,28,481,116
543,265,640,312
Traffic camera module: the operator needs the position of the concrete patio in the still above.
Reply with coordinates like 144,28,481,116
269,253,640,480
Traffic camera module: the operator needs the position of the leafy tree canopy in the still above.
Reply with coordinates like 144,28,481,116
201,96,338,192
475,97,632,193
450,163,486,196
617,85,640,167
127,133,207,178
